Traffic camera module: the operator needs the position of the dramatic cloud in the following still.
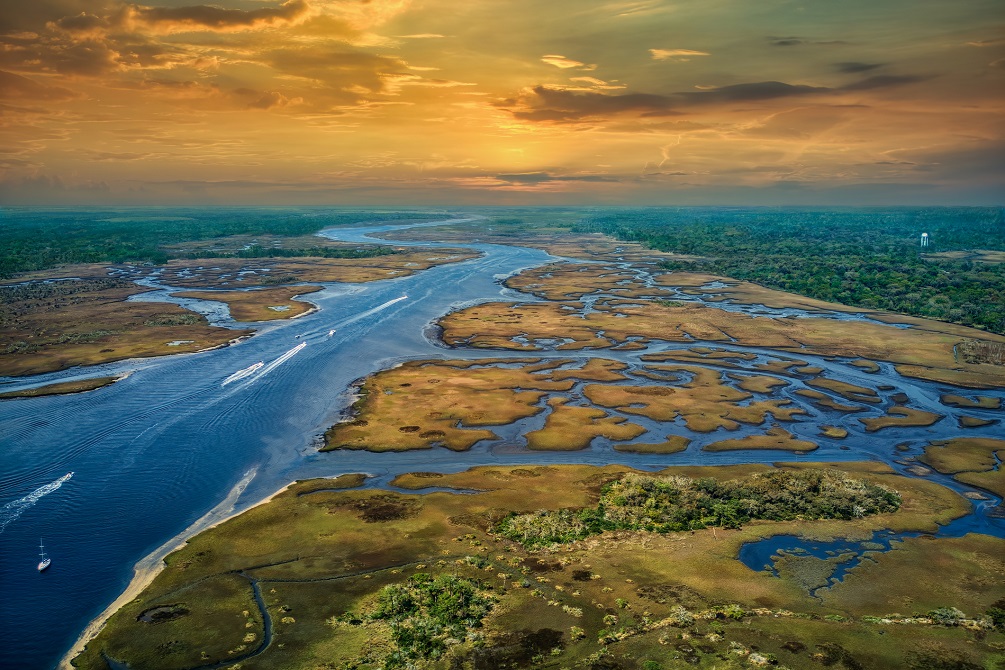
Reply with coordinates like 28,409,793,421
127,0,311,34
504,87,680,122
0,0,999,205
46,1,312,36
503,80,834,122
50,12,111,36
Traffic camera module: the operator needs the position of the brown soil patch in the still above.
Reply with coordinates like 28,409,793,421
329,493,423,523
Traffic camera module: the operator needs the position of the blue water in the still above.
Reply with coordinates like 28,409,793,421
1,217,1003,669
738,484,1005,592
738,530,917,590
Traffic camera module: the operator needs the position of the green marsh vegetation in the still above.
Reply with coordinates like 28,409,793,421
336,572,496,667
498,469,901,547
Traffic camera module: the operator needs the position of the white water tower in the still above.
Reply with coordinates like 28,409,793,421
920,232,929,248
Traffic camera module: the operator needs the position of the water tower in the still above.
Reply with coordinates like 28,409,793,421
920,232,929,249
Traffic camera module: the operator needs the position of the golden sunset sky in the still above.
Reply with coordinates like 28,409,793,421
1,0,1002,205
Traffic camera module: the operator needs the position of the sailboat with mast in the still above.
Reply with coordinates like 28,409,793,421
37,539,50,572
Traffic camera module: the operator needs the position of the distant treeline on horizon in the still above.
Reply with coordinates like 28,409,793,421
2,206,1002,334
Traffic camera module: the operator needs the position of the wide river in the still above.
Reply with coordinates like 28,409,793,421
1,218,1002,669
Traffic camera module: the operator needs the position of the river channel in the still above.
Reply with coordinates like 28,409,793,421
0,217,1002,669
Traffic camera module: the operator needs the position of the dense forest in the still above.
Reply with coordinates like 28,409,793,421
497,470,901,548
0,209,438,278
571,207,1005,334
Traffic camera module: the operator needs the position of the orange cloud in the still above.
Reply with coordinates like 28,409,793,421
127,0,311,34
540,54,596,70
649,48,710,61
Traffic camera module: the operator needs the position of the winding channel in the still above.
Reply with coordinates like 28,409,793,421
0,217,1002,669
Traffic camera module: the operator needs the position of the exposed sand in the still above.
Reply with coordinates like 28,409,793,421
60,468,269,668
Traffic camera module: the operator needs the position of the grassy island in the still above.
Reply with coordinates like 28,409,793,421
71,463,1004,670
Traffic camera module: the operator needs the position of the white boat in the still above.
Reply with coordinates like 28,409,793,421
221,361,264,386
37,539,50,572
328,329,336,337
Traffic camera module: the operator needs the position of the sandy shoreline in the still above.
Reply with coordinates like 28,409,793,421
59,467,281,669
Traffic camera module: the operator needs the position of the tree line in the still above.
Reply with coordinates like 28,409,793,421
571,207,1005,334
0,209,437,278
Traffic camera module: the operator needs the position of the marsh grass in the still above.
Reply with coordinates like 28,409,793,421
0,279,249,376
525,398,646,450
614,435,692,454
74,463,995,670
173,286,322,322
0,376,118,399
704,427,818,452
860,407,944,432
440,285,1005,388
941,393,1002,410
323,360,574,452
919,438,1005,497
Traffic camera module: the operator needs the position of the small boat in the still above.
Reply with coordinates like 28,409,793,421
328,329,336,337
221,361,264,386
37,539,50,572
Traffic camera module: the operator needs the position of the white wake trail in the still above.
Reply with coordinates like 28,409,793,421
222,361,264,386
0,472,73,534
254,341,307,380
337,295,408,328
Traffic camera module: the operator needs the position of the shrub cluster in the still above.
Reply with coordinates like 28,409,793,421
361,573,496,667
498,469,901,547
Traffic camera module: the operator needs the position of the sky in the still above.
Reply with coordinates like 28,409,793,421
0,0,1002,206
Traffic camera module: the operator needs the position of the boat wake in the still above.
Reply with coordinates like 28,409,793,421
221,343,307,392
256,342,307,379
222,361,264,386
337,295,409,329
0,472,73,535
